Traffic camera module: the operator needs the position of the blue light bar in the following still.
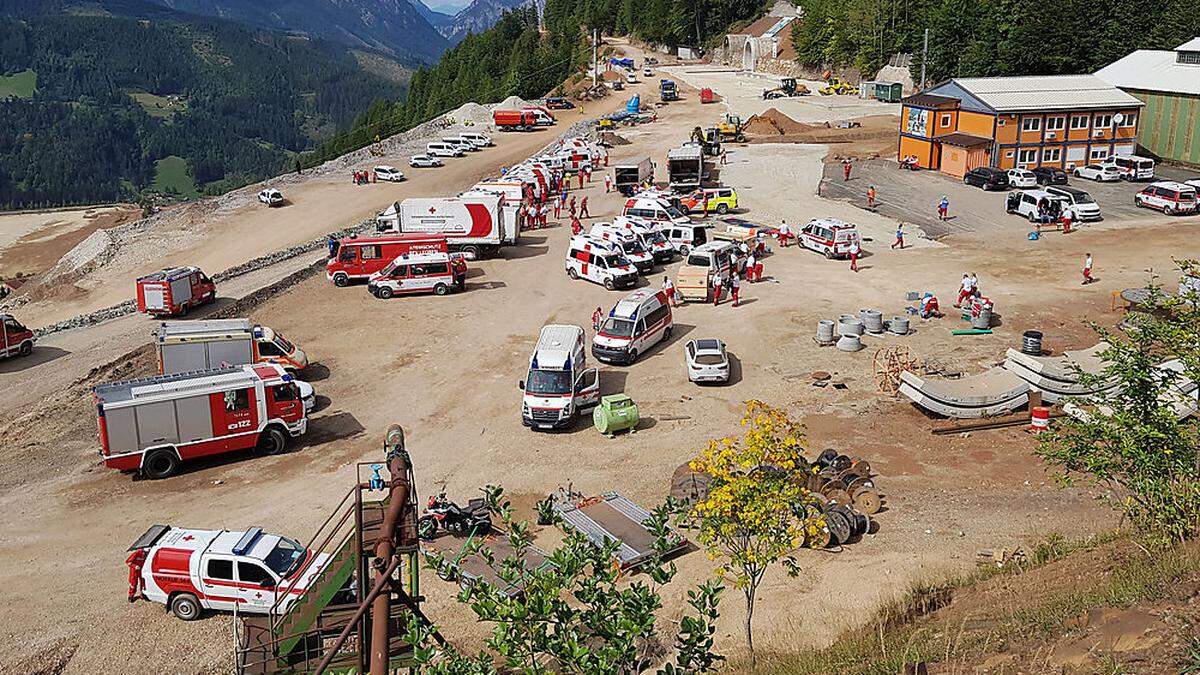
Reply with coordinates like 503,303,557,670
232,527,263,556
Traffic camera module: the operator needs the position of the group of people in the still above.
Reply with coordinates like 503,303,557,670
351,170,372,185
954,272,981,308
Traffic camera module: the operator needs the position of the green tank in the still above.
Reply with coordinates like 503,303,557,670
593,394,640,436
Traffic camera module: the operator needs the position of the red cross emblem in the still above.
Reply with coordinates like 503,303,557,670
254,592,263,599
428,206,437,214
182,535,194,542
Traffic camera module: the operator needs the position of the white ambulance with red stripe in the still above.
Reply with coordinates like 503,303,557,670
565,235,639,290
622,196,691,227
611,215,676,263
519,324,600,430
799,218,861,259
326,234,448,287
587,222,655,274
592,289,673,365
126,524,332,621
367,251,467,299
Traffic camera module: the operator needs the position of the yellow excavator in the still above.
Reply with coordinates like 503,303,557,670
716,113,746,142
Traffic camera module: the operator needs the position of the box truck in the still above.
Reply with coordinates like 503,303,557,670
667,143,704,191
155,319,308,375
614,157,654,195
376,196,513,258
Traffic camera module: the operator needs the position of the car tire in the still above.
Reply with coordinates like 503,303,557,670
18,341,32,357
1073,169,1081,177
1166,205,1175,216
258,427,288,456
377,286,394,299
1028,212,1037,223
142,449,180,480
434,283,449,296
171,593,202,621
604,279,615,291
462,245,480,259
716,204,729,214
567,268,579,280
333,273,349,287
824,249,834,260
629,349,638,363
678,245,690,256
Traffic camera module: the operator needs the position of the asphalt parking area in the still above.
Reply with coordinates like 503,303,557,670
820,159,1200,240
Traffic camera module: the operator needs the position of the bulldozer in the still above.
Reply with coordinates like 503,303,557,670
762,77,810,100
716,113,746,142
819,77,856,96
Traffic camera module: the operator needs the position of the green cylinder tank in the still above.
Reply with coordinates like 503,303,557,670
593,394,640,436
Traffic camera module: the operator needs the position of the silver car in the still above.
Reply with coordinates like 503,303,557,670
685,339,730,384
409,154,443,168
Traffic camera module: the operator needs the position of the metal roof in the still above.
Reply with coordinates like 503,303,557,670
950,75,1143,112
1178,37,1200,51
1095,48,1200,97
532,324,583,371
901,92,960,108
935,132,993,148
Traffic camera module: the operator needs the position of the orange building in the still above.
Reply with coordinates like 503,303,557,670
898,75,1144,177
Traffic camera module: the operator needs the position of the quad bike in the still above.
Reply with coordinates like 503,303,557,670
417,492,492,540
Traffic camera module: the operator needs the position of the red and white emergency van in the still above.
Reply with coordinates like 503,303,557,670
136,266,216,317
376,195,515,258
0,313,34,359
592,289,673,365
622,196,691,227
1134,181,1198,215
126,524,332,620
94,363,307,479
799,218,862,259
565,236,639,290
1104,154,1155,181
521,106,556,126
367,251,467,299
519,324,600,430
327,234,449,287
611,215,676,263
588,222,655,274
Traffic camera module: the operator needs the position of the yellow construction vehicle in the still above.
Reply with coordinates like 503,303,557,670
716,113,746,142
762,77,810,99
819,77,856,96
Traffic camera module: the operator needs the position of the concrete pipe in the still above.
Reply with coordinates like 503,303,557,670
816,319,835,343
889,316,910,335
862,310,884,334
838,317,864,337
836,334,863,352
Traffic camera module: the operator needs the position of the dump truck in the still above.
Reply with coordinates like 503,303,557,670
659,79,678,101
762,77,809,99
614,157,654,195
492,109,538,131
667,143,704,191
155,318,308,375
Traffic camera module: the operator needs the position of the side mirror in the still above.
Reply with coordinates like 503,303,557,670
518,380,525,390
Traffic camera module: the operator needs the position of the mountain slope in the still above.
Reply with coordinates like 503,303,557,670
409,0,454,30
441,0,533,44
143,0,451,64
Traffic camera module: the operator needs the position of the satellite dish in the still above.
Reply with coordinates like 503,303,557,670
1112,113,1125,125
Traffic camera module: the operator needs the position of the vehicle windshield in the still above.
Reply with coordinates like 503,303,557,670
601,317,635,337
665,204,686,218
274,334,295,353
379,261,396,276
645,231,668,245
621,240,647,255
603,255,631,268
1073,192,1095,204
264,536,307,578
526,369,572,395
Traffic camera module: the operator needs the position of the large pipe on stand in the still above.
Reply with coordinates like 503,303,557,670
370,424,413,675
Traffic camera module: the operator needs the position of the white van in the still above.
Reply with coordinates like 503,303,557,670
1105,155,1155,181
799,219,861,259
519,324,600,430
612,215,676,263
588,223,655,274
685,241,743,280
459,131,493,147
1046,186,1102,221
523,108,555,126
622,196,691,227
1005,189,1070,222
565,236,639,290
661,222,714,256
427,141,463,158
442,137,477,153
592,289,673,365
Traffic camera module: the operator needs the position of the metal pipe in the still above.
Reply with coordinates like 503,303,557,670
371,424,413,675
313,555,403,675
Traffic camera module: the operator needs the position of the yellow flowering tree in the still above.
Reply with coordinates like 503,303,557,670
688,400,817,666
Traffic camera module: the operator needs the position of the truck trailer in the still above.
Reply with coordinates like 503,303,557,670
666,143,704,192
614,157,655,196
154,319,308,375
376,195,514,258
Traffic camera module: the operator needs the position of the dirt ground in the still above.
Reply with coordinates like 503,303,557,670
0,43,1196,673
0,205,140,279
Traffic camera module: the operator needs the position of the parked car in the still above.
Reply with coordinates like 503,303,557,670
1046,186,1102,221
1005,190,1068,222
426,141,464,158
258,188,284,206
625,71,637,84
685,339,730,384
409,154,443,168
1032,166,1069,185
1134,181,1198,215
963,167,1010,191
643,67,653,77
374,166,405,182
1006,169,1038,189
545,97,575,110
1073,164,1121,182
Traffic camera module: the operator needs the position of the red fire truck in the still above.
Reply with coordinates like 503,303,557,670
126,524,332,620
326,234,449,287
0,313,35,359
135,266,216,317
493,109,538,131
94,363,307,479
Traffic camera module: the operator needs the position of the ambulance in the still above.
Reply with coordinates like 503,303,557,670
799,218,861,259
136,266,217,317
592,289,673,365
326,234,449,286
587,222,655,274
519,324,600,430
125,524,333,621
367,251,468,298
622,196,691,227
565,236,639,290
611,215,676,263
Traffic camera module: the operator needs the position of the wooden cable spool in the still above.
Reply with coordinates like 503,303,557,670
873,345,915,396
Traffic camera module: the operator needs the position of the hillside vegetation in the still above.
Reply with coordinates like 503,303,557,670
0,4,406,209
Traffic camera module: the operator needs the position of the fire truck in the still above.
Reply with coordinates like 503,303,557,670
0,313,35,359
155,319,309,374
326,234,449,287
94,363,307,479
126,524,332,620
136,266,217,317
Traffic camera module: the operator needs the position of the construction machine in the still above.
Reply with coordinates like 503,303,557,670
762,77,809,100
819,77,856,96
716,113,746,143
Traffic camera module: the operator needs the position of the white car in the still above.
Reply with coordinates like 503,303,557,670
374,166,405,182
643,67,652,77
257,188,284,207
1073,164,1121,182
296,380,316,413
1006,169,1037,189
409,154,443,168
685,339,730,384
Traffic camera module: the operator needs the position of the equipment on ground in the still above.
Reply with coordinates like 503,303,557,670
762,77,809,99
593,394,640,436
716,113,746,142
552,490,687,569
873,346,915,396
417,492,492,540
819,77,856,96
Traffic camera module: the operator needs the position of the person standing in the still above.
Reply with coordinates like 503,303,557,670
848,240,860,272
778,219,791,247
569,196,577,218
1061,206,1074,234
968,272,979,298
867,185,877,209
730,272,741,307
720,149,728,165
954,274,972,307
579,196,590,218
571,216,582,236
891,222,905,249
326,235,338,259
842,158,852,181
577,171,584,189
937,195,949,221
702,191,710,216
604,173,613,193
554,194,562,219
745,251,756,282
754,253,764,283
592,307,603,332
540,203,549,229
662,276,679,307
1082,253,1094,285
711,273,722,307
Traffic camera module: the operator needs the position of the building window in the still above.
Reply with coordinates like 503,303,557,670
1094,114,1112,129
1042,148,1062,163
1045,116,1065,131
997,118,1005,126
940,113,952,127
1018,148,1039,165
1120,113,1137,128
1090,147,1110,160
1005,150,1014,158
1021,117,1041,132
1070,115,1089,130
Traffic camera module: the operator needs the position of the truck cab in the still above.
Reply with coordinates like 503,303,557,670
0,313,34,359
520,325,600,430
126,525,332,620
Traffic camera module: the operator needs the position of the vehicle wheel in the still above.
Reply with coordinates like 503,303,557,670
1028,212,1037,223
1073,169,1081,177
663,325,673,341
18,341,32,357
628,349,638,362
567,268,579,280
824,249,834,260
142,449,180,480
716,204,729,214
462,245,480,259
377,286,394,300
1166,205,1175,216
417,516,438,541
678,245,690,256
170,593,202,621
258,427,288,456
1135,197,1143,208
604,278,615,291
333,273,349,288
434,283,450,296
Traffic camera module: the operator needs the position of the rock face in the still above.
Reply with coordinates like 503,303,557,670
439,0,534,44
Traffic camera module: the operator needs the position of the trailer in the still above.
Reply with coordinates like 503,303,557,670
155,318,308,375
666,143,704,192
0,313,34,359
422,530,553,597
553,491,688,569
614,157,654,196
94,363,307,479
376,195,514,258
136,266,216,317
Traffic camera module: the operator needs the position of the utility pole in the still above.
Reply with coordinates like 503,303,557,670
592,29,599,88
920,28,929,88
